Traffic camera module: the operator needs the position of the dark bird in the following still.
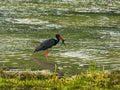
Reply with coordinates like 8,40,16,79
34,34,65,58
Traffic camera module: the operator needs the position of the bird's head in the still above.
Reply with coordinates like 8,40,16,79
56,34,65,45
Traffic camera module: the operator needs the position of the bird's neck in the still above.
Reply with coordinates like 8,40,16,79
54,38,59,45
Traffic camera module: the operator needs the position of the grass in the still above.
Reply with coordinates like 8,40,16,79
0,62,120,90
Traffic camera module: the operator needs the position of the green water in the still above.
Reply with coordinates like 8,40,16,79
0,0,120,74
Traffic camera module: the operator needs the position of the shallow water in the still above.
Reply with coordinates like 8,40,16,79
0,0,120,74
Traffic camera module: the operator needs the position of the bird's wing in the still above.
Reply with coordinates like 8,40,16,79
34,39,56,52
39,39,55,50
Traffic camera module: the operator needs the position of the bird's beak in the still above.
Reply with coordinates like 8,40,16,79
62,39,66,46
59,35,66,45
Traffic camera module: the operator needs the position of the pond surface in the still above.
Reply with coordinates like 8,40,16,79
0,0,120,74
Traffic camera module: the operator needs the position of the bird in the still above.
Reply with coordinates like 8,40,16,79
34,34,65,58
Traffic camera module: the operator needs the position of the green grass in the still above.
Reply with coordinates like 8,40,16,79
0,63,120,90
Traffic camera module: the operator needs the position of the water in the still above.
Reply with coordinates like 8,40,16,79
0,0,120,74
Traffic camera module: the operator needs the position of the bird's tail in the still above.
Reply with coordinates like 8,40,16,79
34,49,40,53
34,50,37,53
34,47,42,53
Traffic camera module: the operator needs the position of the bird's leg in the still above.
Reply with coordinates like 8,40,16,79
45,50,48,58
